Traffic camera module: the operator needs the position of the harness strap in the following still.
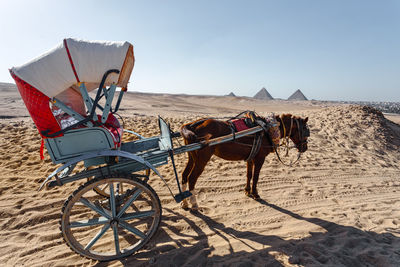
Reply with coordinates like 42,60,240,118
274,116,303,166
245,131,264,162
281,115,286,138
228,121,236,141
280,115,293,156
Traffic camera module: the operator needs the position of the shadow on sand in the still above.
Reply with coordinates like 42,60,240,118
97,200,400,267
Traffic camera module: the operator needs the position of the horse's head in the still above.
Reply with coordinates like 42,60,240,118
277,114,310,153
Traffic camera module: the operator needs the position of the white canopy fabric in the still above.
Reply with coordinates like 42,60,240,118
11,38,134,98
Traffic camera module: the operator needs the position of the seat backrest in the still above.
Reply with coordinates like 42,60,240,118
45,127,116,164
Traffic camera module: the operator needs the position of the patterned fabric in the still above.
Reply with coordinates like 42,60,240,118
98,114,123,148
231,118,250,132
10,71,62,138
264,114,280,146
268,124,281,146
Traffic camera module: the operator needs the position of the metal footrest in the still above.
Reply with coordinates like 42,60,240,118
174,190,192,203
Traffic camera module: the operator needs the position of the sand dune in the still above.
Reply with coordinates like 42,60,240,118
0,90,399,266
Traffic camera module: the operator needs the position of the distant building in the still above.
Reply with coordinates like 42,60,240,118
227,92,236,97
288,89,308,100
254,87,273,100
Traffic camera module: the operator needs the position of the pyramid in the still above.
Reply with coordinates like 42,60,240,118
227,92,236,97
253,87,273,100
288,89,307,100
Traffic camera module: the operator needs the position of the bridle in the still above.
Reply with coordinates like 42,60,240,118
274,115,309,167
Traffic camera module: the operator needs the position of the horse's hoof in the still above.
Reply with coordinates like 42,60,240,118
244,188,251,196
182,206,190,211
252,194,261,200
181,201,189,210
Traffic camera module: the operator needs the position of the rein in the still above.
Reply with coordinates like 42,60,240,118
280,115,293,156
274,116,307,167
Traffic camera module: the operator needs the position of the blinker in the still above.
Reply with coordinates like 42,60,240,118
304,125,310,137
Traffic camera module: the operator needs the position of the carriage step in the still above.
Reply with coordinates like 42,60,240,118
174,191,192,203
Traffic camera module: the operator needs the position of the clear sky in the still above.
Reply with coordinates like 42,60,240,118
1,0,399,101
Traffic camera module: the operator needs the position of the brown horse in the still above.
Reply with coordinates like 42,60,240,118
180,114,309,210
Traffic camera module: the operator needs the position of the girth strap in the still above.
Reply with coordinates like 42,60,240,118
228,121,236,141
245,131,264,162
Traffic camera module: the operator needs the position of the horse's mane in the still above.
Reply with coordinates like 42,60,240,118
276,113,304,122
276,113,292,123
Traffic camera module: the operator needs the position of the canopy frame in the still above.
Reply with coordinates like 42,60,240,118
43,69,121,138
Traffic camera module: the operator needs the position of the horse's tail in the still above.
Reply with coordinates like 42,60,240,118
181,124,197,143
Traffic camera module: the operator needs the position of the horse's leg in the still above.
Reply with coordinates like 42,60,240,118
251,155,265,200
181,152,195,209
182,152,194,186
245,161,253,196
187,148,213,210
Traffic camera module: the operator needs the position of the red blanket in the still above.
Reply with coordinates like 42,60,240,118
231,118,250,132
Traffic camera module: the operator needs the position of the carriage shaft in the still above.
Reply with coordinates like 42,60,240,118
172,126,264,155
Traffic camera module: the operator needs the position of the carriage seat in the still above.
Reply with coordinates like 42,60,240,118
45,113,123,164
96,113,123,148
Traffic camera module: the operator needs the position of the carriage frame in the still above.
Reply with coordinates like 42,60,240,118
10,39,266,260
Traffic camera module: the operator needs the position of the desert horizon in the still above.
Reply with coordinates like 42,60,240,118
1,82,400,266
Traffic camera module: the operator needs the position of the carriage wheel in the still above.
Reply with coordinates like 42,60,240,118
90,169,151,197
60,174,161,261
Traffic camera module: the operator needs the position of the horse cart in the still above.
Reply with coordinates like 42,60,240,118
10,39,277,261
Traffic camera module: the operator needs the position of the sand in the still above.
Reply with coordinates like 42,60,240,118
0,88,399,266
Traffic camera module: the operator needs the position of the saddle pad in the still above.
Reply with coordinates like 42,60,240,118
231,118,250,132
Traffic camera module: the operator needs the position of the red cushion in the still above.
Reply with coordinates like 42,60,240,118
97,114,123,148
231,118,250,132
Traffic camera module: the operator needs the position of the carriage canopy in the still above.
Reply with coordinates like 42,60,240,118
11,38,134,97
10,38,134,137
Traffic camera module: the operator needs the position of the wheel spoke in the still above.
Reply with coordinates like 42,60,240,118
94,201,111,217
117,188,142,218
117,182,124,194
112,224,120,255
80,197,112,219
119,220,146,239
100,183,109,192
109,182,117,217
70,216,109,228
84,223,111,250
120,210,155,221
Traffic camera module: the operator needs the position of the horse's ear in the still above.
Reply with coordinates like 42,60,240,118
304,117,308,123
